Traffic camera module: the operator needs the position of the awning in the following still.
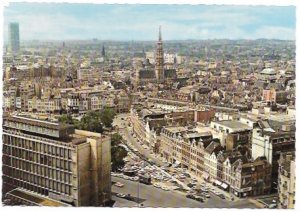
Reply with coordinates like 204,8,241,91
214,180,222,186
221,183,228,189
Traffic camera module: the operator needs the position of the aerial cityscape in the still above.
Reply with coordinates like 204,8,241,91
2,3,296,209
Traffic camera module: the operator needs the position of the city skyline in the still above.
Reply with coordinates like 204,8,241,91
3,3,296,42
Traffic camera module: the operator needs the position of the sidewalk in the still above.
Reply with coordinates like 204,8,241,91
248,199,266,208
188,172,238,201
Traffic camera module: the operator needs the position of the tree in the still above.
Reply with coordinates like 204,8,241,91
111,133,127,172
79,111,103,133
111,133,123,146
58,114,74,124
111,146,127,172
99,108,116,128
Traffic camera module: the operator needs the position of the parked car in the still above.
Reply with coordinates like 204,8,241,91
162,186,170,191
205,193,211,198
115,182,124,187
186,194,195,199
116,193,126,198
215,191,221,195
269,204,277,209
187,183,194,188
219,194,225,199
153,183,161,188
194,195,204,202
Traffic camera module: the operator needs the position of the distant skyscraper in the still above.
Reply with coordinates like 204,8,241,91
102,45,105,57
9,22,20,54
155,26,164,83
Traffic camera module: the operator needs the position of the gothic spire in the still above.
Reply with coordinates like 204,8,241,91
159,25,162,41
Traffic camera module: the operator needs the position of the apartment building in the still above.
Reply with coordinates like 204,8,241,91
231,158,271,198
160,126,213,177
252,122,295,192
2,115,111,206
278,152,295,209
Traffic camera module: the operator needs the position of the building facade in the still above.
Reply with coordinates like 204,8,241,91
2,115,111,206
278,152,295,209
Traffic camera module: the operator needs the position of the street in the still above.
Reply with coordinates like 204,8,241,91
112,176,258,208
112,113,259,208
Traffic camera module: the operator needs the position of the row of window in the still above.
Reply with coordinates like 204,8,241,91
7,167,72,188
5,145,72,171
4,151,72,172
4,135,73,159
4,175,72,196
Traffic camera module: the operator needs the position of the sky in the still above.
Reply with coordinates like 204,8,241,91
3,3,296,41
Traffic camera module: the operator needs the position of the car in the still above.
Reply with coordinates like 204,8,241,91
194,195,204,202
186,194,195,199
269,203,277,209
115,182,124,187
205,194,211,198
187,183,194,188
184,173,191,177
161,186,170,191
218,194,225,199
116,193,126,198
153,183,161,188
215,191,221,195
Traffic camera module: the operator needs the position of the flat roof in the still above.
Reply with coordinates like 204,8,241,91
164,126,187,133
4,115,73,131
213,120,251,131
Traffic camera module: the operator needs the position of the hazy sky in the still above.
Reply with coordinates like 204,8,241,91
3,3,296,41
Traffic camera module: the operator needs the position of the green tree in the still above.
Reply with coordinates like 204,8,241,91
111,133,123,146
58,114,74,124
79,111,103,133
99,108,116,128
110,133,127,171
111,146,127,172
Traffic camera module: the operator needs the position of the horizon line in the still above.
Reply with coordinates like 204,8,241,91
4,38,296,43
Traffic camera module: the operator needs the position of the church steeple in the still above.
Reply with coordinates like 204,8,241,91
159,25,162,41
155,25,164,83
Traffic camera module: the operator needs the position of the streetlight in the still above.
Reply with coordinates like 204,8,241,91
137,175,140,207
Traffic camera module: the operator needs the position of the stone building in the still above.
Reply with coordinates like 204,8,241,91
2,115,111,206
278,152,295,209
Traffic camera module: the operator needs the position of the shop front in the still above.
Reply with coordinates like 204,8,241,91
231,187,252,198
221,183,229,191
213,179,222,187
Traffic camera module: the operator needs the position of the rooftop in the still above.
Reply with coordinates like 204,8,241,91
164,126,187,134
260,68,276,75
213,120,251,131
